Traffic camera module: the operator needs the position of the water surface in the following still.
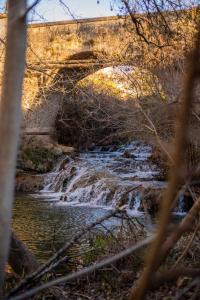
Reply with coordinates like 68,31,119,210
13,194,120,262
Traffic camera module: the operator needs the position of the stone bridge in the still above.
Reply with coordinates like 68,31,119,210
25,15,144,95
0,11,195,130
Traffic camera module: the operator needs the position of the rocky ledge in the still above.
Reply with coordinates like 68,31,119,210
16,135,75,192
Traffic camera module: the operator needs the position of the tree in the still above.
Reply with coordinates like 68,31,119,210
0,0,27,293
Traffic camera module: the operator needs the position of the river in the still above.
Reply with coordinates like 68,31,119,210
13,141,185,261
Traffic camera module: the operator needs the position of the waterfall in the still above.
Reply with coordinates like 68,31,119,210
32,142,164,212
174,192,193,216
176,194,186,215
126,193,143,216
31,156,72,201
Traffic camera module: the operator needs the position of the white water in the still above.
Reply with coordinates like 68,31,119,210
126,193,143,216
31,141,187,215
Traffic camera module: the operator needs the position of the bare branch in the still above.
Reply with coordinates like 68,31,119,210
8,208,122,296
8,236,154,300
24,0,41,16
129,18,200,300
59,0,77,20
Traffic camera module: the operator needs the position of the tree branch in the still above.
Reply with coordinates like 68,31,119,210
129,19,200,300
8,236,154,300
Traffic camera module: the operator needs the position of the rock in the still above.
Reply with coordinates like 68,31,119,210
53,145,75,156
59,157,71,170
16,133,76,191
123,150,133,158
141,187,163,215
18,147,56,173
15,171,44,192
148,146,169,180
18,141,75,174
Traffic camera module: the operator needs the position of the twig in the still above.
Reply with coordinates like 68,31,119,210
173,221,200,267
191,282,200,300
158,197,200,264
129,21,200,300
24,0,41,16
174,277,199,300
122,0,168,48
8,208,121,296
150,267,200,290
8,236,154,300
59,0,77,20
138,195,200,291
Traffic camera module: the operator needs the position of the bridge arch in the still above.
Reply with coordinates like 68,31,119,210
52,50,165,101
24,49,168,136
53,50,116,91
54,57,167,147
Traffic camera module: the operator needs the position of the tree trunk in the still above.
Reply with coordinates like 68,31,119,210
9,232,39,276
0,0,27,293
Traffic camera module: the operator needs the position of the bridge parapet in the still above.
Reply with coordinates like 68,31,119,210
26,16,131,67
0,12,196,73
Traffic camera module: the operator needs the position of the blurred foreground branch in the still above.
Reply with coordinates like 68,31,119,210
130,15,200,300
0,0,27,293
9,236,154,300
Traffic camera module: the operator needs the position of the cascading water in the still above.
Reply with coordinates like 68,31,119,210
32,141,168,215
32,156,72,201
126,193,143,216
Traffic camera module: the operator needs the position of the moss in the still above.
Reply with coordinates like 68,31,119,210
83,235,113,265
20,147,57,173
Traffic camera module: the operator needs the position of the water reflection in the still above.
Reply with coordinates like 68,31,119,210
12,194,120,262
